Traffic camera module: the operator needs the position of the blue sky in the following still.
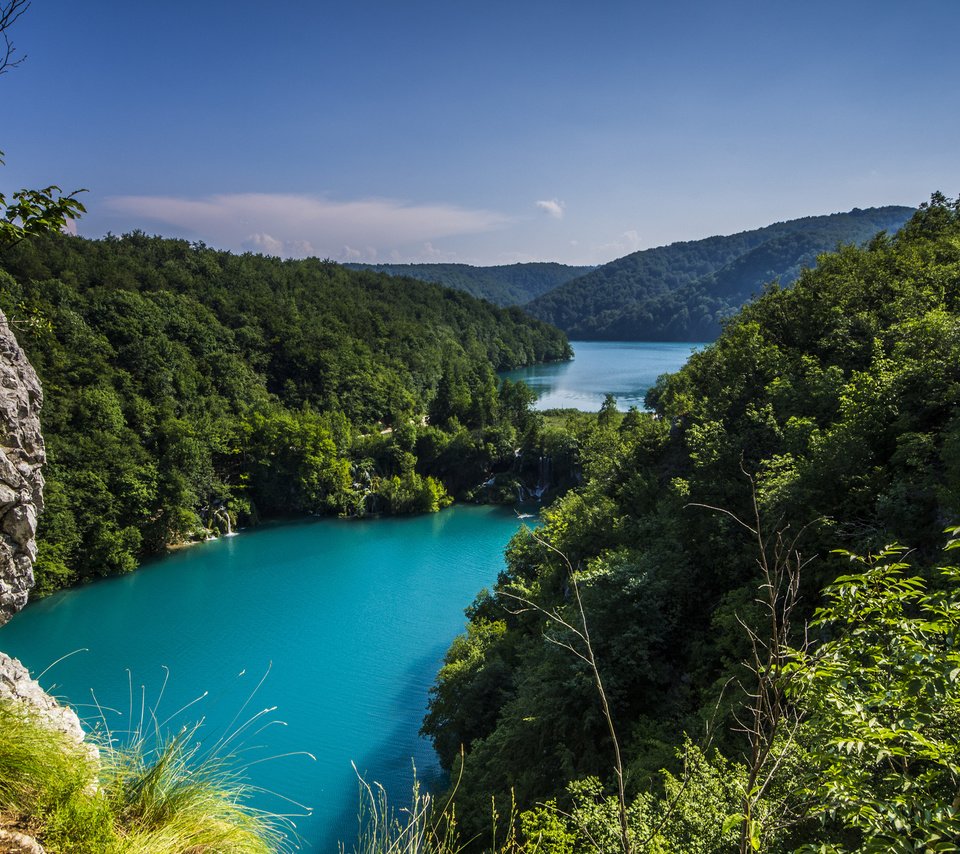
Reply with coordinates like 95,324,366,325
3,0,958,265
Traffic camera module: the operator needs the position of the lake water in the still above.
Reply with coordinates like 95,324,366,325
0,507,526,851
0,341,703,850
502,340,704,411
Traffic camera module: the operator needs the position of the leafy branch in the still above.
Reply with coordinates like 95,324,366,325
0,152,87,254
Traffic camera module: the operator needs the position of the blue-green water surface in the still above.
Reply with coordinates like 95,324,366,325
502,340,705,411
0,506,526,850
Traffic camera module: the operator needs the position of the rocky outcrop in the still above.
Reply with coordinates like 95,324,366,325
0,313,55,854
0,829,46,853
0,652,88,747
0,310,44,627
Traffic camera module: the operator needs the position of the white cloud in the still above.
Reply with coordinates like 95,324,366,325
343,244,378,261
595,229,646,259
287,239,317,256
416,241,461,262
242,232,285,256
104,193,510,261
535,199,565,219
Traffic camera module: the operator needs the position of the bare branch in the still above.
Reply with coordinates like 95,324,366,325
686,502,758,537
689,487,818,852
0,0,30,75
502,527,634,854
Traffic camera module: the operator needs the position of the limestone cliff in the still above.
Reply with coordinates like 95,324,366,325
0,309,44,627
0,312,74,854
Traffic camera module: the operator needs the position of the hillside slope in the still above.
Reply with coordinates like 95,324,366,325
344,261,594,305
526,205,915,340
423,195,960,849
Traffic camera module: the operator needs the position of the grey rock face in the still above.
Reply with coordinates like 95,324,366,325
0,829,47,853
0,652,88,747
0,310,44,626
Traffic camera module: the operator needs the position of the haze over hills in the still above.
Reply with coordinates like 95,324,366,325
343,262,594,306
348,207,916,342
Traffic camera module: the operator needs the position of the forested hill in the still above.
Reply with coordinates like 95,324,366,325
423,195,960,850
525,205,915,340
343,261,594,305
0,232,570,595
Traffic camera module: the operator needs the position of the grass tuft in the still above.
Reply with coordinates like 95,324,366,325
0,698,116,852
0,693,294,853
106,724,287,853
345,763,460,854
345,757,525,854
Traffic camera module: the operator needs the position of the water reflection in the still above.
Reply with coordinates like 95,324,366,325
502,340,705,411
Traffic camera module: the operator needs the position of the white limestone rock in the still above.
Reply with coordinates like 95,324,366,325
0,829,46,853
0,652,88,747
0,311,44,626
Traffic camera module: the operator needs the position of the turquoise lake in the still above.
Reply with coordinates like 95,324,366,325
0,341,704,850
0,508,526,850
502,340,704,411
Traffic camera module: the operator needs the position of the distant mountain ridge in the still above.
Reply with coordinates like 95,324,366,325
343,261,594,306
525,205,916,340
344,206,915,342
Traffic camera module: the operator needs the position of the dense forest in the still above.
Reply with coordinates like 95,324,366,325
0,232,570,596
343,261,594,306
525,206,915,341
420,195,960,851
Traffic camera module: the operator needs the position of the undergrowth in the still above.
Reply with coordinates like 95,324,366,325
0,696,292,853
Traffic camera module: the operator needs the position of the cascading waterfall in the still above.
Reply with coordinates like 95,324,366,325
533,454,551,499
481,450,552,504
514,454,551,503
206,505,237,538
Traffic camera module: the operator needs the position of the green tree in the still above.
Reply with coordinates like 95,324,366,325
597,393,619,428
787,534,960,851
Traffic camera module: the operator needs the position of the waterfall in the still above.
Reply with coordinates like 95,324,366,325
208,505,237,538
532,455,551,500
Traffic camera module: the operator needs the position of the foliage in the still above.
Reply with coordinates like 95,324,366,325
786,534,960,851
0,173,86,254
422,195,960,846
527,206,915,340
518,744,747,854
